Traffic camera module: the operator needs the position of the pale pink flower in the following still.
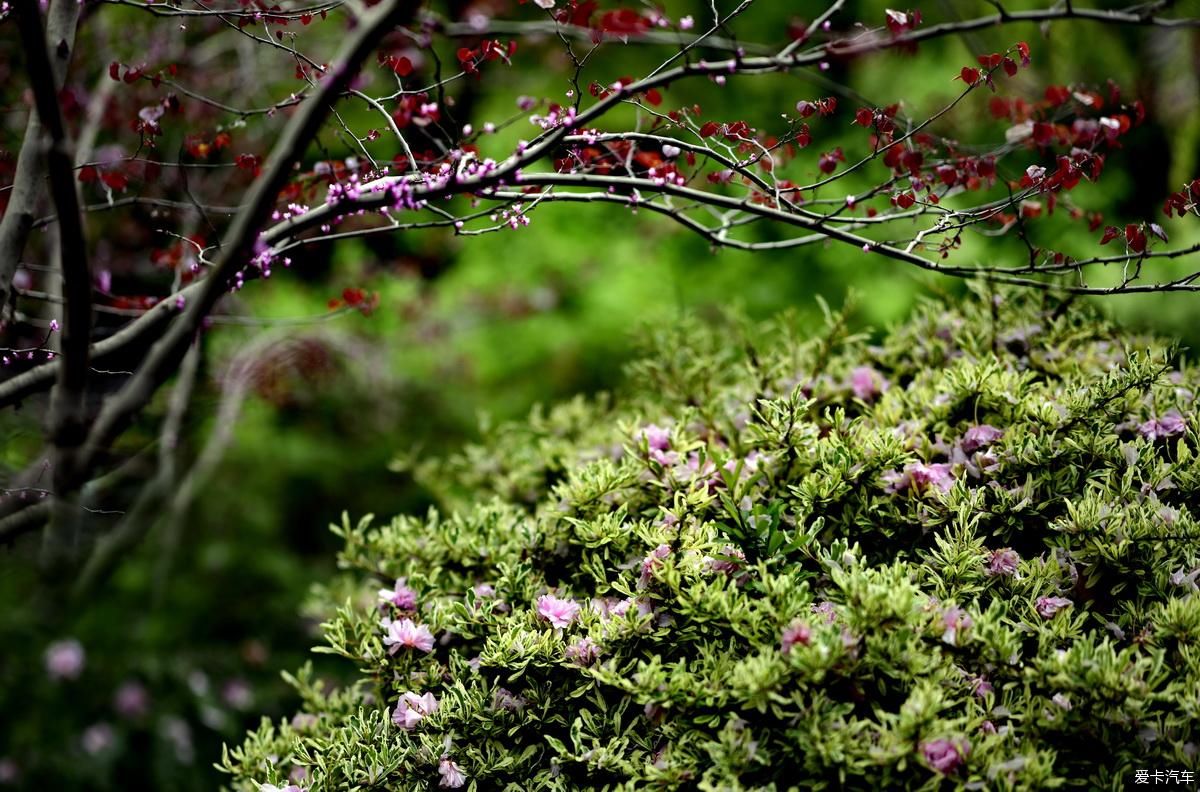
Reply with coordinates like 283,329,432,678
44,639,85,681
1139,410,1186,441
114,680,150,719
636,424,671,452
536,594,581,628
985,548,1020,577
960,424,1003,453
849,366,887,401
493,688,527,712
883,462,954,494
639,544,672,585
941,606,973,645
781,622,811,654
707,544,746,575
1035,596,1072,619
970,675,993,697
921,737,968,774
565,637,600,665
812,601,838,624
378,578,418,610
438,758,466,788
392,691,439,730
81,723,115,756
382,618,435,654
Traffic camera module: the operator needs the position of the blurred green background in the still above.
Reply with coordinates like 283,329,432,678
1,0,1198,788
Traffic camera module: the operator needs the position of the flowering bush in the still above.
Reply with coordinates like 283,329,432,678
222,289,1199,789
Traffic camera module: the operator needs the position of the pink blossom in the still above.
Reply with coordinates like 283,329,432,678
639,544,672,585
679,14,694,30
611,596,653,620
883,462,955,494
492,688,527,712
113,680,150,718
536,594,581,628
382,618,436,654
1139,410,1187,441
921,737,969,774
985,547,1020,577
378,578,418,610
849,366,887,401
565,637,600,665
812,601,838,624
438,758,466,788
781,622,811,654
1035,596,1072,619
941,606,973,645
970,675,993,697
81,723,115,756
392,691,439,730
636,424,671,452
44,639,85,681
960,424,1003,453
707,544,746,575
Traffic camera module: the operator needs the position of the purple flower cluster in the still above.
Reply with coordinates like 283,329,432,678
1138,410,1186,441
884,424,1004,495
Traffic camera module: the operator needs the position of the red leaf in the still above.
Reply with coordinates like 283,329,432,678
1099,226,1120,245
1044,85,1071,107
699,121,720,138
854,108,874,127
959,67,980,85
644,88,662,107
78,165,98,183
100,171,129,191
109,61,121,81
393,56,413,77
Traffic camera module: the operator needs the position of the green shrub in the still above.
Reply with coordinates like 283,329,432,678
222,289,1199,790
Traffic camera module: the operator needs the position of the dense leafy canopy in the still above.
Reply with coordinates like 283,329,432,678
224,289,1198,790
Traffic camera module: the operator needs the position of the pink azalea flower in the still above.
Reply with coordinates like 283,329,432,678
960,424,1003,453
636,424,672,452
1139,410,1187,441
941,606,973,645
378,578,418,610
639,544,672,585
44,639,85,681
812,601,838,624
884,462,955,494
781,622,811,654
921,737,969,774
536,594,581,628
382,618,435,654
849,366,888,402
114,681,150,719
984,548,1020,577
493,688,527,712
1035,596,1072,619
707,544,746,575
565,637,600,665
392,691,439,730
438,758,466,788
